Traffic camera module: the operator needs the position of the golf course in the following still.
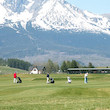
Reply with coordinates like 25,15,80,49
0,72,110,110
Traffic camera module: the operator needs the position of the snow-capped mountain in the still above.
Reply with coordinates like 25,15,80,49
0,0,110,34
102,13,110,19
1,0,110,66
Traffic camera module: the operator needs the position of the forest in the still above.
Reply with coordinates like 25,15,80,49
0,58,94,73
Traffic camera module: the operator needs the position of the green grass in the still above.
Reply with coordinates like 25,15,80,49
0,74,110,110
0,66,28,74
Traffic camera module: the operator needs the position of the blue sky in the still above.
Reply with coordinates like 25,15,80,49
66,0,110,14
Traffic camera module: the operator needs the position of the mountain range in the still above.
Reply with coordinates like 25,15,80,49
102,13,110,19
0,0,110,66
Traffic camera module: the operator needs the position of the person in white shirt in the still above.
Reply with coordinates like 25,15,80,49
84,72,88,83
46,73,50,84
67,76,72,83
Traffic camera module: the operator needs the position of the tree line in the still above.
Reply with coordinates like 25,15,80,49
0,58,94,73
0,58,31,71
34,59,94,73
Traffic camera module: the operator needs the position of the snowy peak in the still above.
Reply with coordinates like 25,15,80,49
32,0,110,34
3,0,29,13
0,0,110,34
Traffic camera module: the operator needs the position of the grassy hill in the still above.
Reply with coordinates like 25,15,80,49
0,66,28,74
0,73,110,110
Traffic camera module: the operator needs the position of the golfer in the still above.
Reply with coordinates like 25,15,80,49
13,72,17,83
46,73,49,83
67,76,72,83
84,72,88,83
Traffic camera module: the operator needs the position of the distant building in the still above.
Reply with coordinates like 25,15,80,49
29,66,46,74
68,68,110,74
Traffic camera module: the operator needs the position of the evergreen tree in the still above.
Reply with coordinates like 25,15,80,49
88,62,94,68
66,60,71,68
61,61,68,72
8,58,31,70
45,59,59,73
71,60,78,68
54,63,59,72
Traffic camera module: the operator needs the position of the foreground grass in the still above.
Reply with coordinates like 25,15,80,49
0,74,110,110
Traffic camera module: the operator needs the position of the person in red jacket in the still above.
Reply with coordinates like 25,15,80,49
13,72,17,83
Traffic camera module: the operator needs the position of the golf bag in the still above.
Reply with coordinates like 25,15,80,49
50,78,54,83
17,77,22,83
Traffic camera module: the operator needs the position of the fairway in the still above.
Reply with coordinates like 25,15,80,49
0,74,110,110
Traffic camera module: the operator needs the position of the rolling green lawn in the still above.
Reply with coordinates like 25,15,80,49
0,66,28,74
0,73,110,110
